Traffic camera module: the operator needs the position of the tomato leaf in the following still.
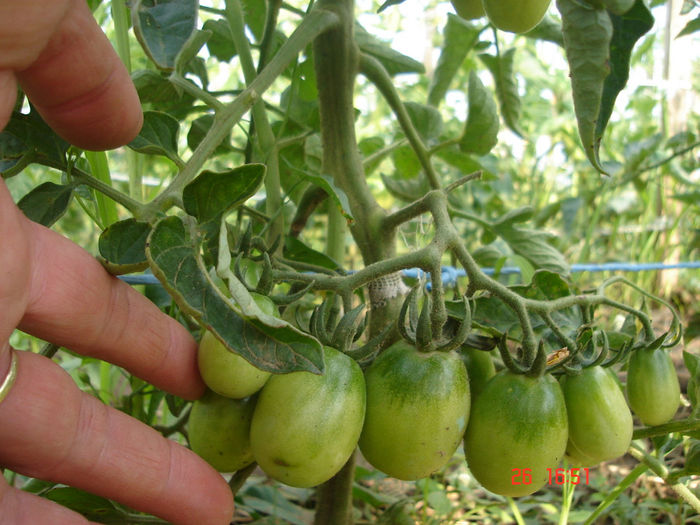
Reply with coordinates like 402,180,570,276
128,111,181,162
147,216,324,374
479,48,522,137
460,70,499,155
676,14,700,38
17,182,74,227
174,28,212,78
301,173,354,224
0,108,69,176
596,0,654,143
44,487,127,523
98,219,151,275
203,18,237,62
187,114,233,155
404,102,443,143
355,24,425,76
557,0,614,173
428,14,481,107
284,235,342,271
523,16,565,46
132,0,198,71
183,164,266,223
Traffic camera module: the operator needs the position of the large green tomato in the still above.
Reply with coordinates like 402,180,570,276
359,341,470,480
626,347,680,426
460,347,496,400
197,293,276,399
560,366,632,467
464,371,568,497
250,346,366,488
188,390,256,472
451,0,486,20
483,0,552,33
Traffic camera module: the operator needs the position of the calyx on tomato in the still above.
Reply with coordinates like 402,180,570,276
250,346,366,488
359,341,470,480
560,366,632,467
464,370,568,496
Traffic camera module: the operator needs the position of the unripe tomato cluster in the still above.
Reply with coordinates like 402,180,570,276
450,0,552,34
189,325,681,497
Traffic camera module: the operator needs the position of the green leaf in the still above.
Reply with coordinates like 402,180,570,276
127,110,180,160
301,173,354,224
147,216,324,374
355,24,425,76
460,71,499,155
381,173,430,202
0,108,69,176
132,0,198,71
377,0,407,12
404,102,443,143
131,69,195,115
17,182,74,227
490,210,570,274
677,14,700,38
241,0,267,41
523,16,565,46
44,487,127,524
98,219,151,275
596,0,654,143
182,164,266,223
428,14,481,107
203,18,237,61
187,114,232,155
174,28,212,77
557,0,614,173
284,236,342,271
479,48,522,136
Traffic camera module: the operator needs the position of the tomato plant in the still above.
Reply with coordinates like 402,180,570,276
359,340,470,480
2,0,698,523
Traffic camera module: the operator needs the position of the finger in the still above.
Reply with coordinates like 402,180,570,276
17,216,205,400
0,70,18,132
0,350,235,525
0,177,202,400
0,474,97,525
13,0,142,150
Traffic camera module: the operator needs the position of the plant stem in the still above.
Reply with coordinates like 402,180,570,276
313,452,356,525
84,150,119,228
110,0,143,200
226,0,284,250
632,418,700,439
149,7,340,216
359,53,441,189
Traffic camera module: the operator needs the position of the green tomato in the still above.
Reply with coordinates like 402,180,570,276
464,371,568,497
626,347,680,426
459,347,496,400
560,366,633,467
198,330,271,399
188,390,256,472
197,293,277,399
250,346,366,488
359,341,470,480
483,0,552,33
451,0,486,20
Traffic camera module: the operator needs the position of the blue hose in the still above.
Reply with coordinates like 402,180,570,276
119,261,700,287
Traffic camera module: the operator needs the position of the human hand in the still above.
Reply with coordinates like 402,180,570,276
0,1,234,523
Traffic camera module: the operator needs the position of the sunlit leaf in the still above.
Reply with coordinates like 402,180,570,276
460,71,499,155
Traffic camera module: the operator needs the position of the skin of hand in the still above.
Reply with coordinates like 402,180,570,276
0,1,235,523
